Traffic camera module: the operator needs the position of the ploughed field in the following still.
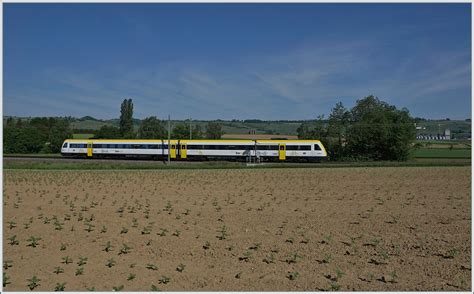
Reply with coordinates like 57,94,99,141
3,167,471,291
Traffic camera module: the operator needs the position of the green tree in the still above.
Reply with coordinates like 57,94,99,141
48,119,72,153
205,122,224,139
4,126,44,154
346,95,415,161
296,122,313,139
5,117,15,128
172,123,202,139
326,102,350,160
297,116,328,140
138,117,166,139
94,125,122,139
119,98,134,138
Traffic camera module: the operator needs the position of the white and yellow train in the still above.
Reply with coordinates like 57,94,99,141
61,139,327,162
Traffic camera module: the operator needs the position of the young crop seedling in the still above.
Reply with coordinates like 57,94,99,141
27,275,41,290
146,264,158,271
120,227,128,234
239,251,253,262
62,256,73,264
100,225,107,233
371,237,381,247
322,234,333,244
112,285,124,291
287,271,299,281
3,260,13,270
159,276,170,284
8,235,19,245
329,281,340,291
380,249,390,261
158,228,168,236
54,221,64,231
77,256,88,266
263,253,275,264
388,271,398,283
176,263,186,272
26,236,42,247
285,252,302,264
164,201,173,213
172,230,181,237
75,267,84,276
60,243,67,251
141,226,152,235
323,254,333,264
54,282,66,291
203,241,211,250
119,244,132,255
3,272,11,287
106,258,116,268
53,267,64,274
84,223,94,232
301,237,310,244
447,248,459,259
127,273,136,281
249,242,261,250
104,241,113,252
7,220,16,229
150,284,160,291
336,267,345,280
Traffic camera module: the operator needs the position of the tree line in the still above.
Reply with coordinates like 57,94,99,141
95,99,224,140
3,117,73,154
3,98,225,154
297,95,416,161
4,96,415,160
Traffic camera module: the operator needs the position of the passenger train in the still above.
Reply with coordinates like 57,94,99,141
61,139,327,162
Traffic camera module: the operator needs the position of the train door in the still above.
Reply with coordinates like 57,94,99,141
170,143,177,159
278,144,286,160
87,141,93,157
180,143,187,159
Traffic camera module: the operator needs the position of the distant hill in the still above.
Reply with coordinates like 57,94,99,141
3,116,471,139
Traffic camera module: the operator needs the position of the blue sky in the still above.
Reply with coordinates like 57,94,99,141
4,3,471,120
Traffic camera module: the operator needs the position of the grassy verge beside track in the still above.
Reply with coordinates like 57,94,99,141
411,148,471,158
3,157,470,170
4,153,62,158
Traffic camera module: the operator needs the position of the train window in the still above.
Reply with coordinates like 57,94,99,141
256,145,278,150
314,144,321,150
286,145,311,151
62,143,68,148
93,144,102,148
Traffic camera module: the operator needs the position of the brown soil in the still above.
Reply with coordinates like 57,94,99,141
3,167,471,291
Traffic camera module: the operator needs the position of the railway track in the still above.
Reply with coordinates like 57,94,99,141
3,156,183,164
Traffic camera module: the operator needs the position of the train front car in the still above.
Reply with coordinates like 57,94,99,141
60,139,89,158
254,140,327,162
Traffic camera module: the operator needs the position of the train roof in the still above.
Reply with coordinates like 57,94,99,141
64,139,322,143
